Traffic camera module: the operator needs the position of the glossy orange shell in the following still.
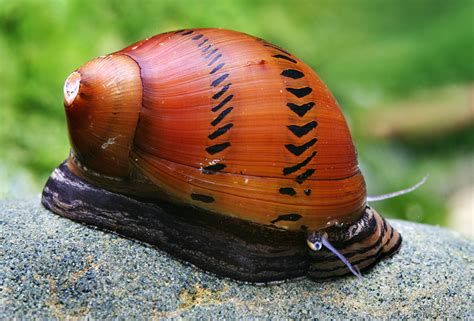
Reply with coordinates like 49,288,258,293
65,28,367,231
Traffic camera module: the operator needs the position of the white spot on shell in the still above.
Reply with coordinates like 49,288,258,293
101,136,118,150
208,159,220,166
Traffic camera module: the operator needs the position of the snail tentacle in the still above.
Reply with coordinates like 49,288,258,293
306,231,363,279
367,175,428,202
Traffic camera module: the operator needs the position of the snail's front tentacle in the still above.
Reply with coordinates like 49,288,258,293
307,231,363,279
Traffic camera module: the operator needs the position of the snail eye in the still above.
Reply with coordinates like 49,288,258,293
313,241,323,251
306,232,323,251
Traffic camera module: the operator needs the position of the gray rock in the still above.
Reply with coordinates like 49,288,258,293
1,197,473,319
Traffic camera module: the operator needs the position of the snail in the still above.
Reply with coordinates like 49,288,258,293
42,28,423,282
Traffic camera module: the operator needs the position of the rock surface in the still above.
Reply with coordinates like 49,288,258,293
1,198,473,319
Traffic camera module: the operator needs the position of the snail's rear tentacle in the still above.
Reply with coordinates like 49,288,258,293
367,175,428,202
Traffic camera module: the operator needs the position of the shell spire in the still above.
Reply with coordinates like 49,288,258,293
64,54,142,178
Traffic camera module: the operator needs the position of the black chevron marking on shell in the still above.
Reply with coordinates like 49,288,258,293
211,74,229,87
281,69,304,79
286,87,312,98
211,95,234,112
190,193,214,203
208,123,234,140
283,152,317,176
296,169,315,184
206,142,231,155
287,102,315,117
272,54,297,63
271,213,302,224
304,189,312,196
202,163,226,174
181,30,194,36
192,34,203,40
285,138,317,156
287,121,318,137
279,187,296,196
211,107,233,126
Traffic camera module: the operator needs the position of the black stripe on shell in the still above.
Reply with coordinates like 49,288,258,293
211,74,229,87
206,142,231,155
210,63,225,75
208,54,222,66
281,69,304,79
211,95,234,112
283,151,317,176
190,193,214,203
211,107,233,126
208,123,233,140
279,187,296,196
202,163,227,174
271,214,302,224
272,54,297,63
296,169,315,184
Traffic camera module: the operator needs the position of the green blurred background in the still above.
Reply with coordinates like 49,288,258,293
1,0,472,234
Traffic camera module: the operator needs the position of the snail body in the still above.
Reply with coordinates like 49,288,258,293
42,28,401,282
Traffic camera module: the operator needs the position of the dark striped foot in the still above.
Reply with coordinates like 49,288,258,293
41,161,402,283
308,207,402,279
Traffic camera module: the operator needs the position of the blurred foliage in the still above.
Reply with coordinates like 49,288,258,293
0,0,473,227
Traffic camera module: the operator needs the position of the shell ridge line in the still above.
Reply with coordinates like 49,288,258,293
117,52,146,163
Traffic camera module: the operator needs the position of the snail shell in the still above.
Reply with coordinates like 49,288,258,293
42,28,401,282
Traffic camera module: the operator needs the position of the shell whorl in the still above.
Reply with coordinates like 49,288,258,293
64,54,142,178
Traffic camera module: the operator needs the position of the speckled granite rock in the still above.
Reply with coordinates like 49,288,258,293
1,198,473,319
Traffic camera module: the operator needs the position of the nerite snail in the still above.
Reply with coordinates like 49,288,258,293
42,28,424,282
